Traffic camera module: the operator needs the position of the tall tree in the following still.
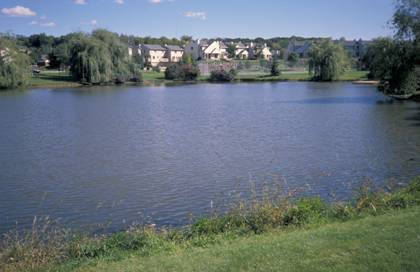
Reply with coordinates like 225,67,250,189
0,37,30,89
308,39,349,81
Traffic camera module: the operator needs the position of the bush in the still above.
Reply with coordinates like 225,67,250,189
209,69,237,82
270,59,281,76
165,63,199,81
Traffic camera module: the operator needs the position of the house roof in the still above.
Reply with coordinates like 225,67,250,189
143,44,166,51
165,45,184,51
221,42,228,49
236,42,247,49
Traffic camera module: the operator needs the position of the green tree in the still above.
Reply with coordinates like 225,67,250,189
270,59,281,76
227,44,236,59
287,52,299,67
363,0,419,95
181,53,195,65
308,39,349,81
0,37,30,89
69,29,141,84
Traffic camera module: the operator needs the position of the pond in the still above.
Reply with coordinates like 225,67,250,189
0,82,419,233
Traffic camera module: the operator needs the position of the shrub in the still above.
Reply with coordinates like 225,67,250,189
165,63,199,81
209,69,236,82
270,59,281,76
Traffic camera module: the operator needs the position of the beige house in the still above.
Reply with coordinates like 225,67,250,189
164,45,184,63
128,45,141,57
249,43,272,60
141,44,168,67
185,40,228,61
234,42,249,60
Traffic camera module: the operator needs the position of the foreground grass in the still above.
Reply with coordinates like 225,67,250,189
1,177,419,271
70,206,420,272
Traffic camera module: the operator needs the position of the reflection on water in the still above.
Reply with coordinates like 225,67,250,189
0,82,419,233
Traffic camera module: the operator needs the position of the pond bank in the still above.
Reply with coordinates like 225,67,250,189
1,176,419,272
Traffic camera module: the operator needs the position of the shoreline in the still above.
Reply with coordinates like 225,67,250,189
1,176,419,271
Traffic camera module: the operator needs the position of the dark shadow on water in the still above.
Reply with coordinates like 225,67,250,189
274,97,394,105
405,105,420,127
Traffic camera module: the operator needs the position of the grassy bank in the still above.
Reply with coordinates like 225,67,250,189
71,206,420,272
1,177,419,271
25,70,370,89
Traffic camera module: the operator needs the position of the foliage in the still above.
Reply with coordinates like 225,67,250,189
227,44,236,59
287,52,299,66
363,0,419,95
164,63,200,81
308,39,349,81
1,177,420,271
68,30,141,84
181,53,195,66
270,59,281,76
0,37,30,89
209,69,237,82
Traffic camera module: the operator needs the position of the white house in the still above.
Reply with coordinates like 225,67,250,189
128,45,141,57
164,45,184,63
141,44,168,67
185,40,228,61
234,42,249,60
249,43,272,60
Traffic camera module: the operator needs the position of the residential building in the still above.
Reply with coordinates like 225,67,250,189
234,42,249,60
141,44,169,67
249,43,272,60
164,45,184,63
340,39,371,59
185,40,228,61
285,41,312,58
128,45,141,57
37,54,50,67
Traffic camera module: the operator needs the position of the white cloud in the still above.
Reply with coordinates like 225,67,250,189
40,22,56,27
114,0,124,4
29,20,56,27
184,11,206,20
74,0,87,5
90,19,98,25
149,0,162,3
1,6,36,17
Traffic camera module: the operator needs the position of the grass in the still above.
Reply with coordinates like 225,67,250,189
70,206,420,272
28,70,81,88
24,69,369,90
236,70,369,82
1,176,420,271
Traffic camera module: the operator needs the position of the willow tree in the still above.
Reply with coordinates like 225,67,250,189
308,39,349,81
0,37,30,89
69,30,141,84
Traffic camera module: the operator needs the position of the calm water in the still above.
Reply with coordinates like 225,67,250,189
0,82,419,233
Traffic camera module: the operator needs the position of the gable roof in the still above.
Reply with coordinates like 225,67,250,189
165,45,184,51
143,44,166,51
236,42,247,49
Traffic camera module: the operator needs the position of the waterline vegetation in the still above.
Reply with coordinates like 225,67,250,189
1,176,419,271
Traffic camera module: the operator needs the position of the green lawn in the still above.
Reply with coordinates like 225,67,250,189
142,71,165,81
25,70,369,89
28,70,81,88
237,70,369,82
60,207,420,272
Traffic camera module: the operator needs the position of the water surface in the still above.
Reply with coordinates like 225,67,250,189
0,82,419,233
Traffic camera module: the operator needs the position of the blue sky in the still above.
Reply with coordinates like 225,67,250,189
0,0,395,39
